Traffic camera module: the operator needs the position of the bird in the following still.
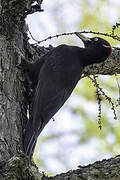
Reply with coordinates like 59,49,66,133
23,32,112,157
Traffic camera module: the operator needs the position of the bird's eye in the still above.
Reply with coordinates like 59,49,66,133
94,38,99,41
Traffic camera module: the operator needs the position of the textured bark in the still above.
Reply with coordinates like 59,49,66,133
0,0,26,163
47,155,120,180
0,0,120,179
0,154,43,180
0,32,24,162
1,154,120,180
0,0,45,179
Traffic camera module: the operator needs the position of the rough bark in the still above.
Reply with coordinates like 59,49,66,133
0,0,120,179
0,0,27,163
48,155,120,180
1,154,120,180
0,0,44,179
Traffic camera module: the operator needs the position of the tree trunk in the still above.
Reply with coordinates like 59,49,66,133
0,0,120,179
0,0,26,163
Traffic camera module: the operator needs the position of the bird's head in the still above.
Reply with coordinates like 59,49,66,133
75,32,112,66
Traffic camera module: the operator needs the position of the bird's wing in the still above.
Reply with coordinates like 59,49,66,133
23,77,75,156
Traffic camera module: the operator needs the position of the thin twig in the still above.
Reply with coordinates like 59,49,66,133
115,73,120,105
28,30,120,45
112,23,120,35
88,75,117,122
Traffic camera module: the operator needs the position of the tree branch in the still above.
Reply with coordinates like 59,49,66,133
47,155,120,180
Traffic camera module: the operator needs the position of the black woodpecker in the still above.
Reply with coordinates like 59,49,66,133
23,33,112,157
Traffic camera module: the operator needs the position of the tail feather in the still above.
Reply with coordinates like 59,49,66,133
23,114,46,157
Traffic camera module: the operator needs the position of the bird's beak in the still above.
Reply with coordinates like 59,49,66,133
75,32,91,47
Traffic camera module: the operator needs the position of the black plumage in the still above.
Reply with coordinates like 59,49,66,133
23,33,112,157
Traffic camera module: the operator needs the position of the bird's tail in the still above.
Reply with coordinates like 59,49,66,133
23,113,47,157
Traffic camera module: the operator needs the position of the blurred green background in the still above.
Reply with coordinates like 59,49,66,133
26,0,120,175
